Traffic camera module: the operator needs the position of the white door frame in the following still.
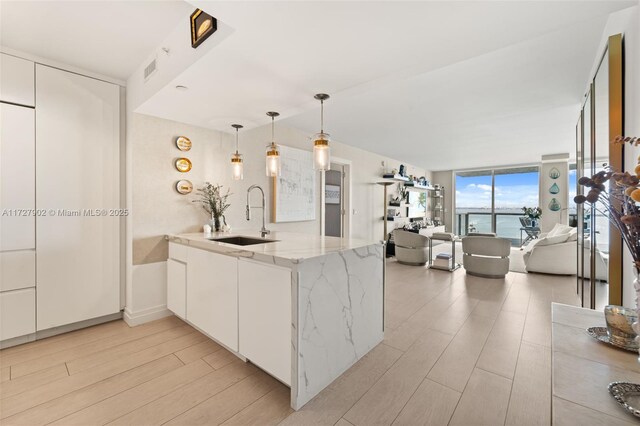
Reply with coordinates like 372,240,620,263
320,156,352,238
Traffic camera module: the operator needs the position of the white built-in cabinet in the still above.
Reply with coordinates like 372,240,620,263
0,54,34,107
186,247,238,351
0,288,36,341
0,52,122,345
0,103,35,251
0,54,37,343
167,243,292,385
238,258,292,384
35,64,121,331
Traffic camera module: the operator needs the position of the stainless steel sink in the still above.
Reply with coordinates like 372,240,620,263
209,236,278,246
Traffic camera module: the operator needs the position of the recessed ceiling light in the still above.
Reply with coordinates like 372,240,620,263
175,85,188,91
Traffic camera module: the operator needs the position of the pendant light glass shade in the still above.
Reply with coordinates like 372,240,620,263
314,134,330,171
313,94,331,171
231,124,244,180
231,153,243,180
266,112,281,177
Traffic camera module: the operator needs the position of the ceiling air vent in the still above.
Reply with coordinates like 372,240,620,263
144,57,157,81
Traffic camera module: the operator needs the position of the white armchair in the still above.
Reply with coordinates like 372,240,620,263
393,230,429,266
462,235,511,278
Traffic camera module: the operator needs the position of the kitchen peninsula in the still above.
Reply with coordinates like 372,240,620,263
165,231,384,410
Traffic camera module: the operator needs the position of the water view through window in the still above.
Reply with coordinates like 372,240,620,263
456,167,539,245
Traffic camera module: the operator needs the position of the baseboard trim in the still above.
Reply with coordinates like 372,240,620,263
37,312,123,339
124,305,172,327
0,333,36,349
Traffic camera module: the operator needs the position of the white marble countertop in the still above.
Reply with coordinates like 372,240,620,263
166,230,381,264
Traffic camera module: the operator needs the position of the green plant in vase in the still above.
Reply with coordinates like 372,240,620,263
193,182,232,232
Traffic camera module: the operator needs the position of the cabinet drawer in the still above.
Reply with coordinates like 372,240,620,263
167,259,186,319
169,242,188,262
0,250,36,292
0,288,36,341
0,54,35,107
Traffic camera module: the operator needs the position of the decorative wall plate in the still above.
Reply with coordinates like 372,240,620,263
175,158,192,172
175,180,193,195
176,136,192,151
549,183,560,194
549,167,560,179
549,198,561,211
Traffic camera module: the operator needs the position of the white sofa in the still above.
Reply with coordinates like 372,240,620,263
522,224,608,280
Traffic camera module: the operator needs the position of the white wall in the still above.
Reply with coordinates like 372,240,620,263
126,112,427,322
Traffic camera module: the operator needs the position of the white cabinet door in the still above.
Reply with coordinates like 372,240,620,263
186,248,238,351
0,54,34,107
35,65,121,331
0,288,36,341
0,250,36,292
0,103,35,251
238,259,291,385
167,259,186,319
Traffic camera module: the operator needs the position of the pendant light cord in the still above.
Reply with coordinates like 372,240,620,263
271,116,275,143
235,128,239,153
320,99,324,133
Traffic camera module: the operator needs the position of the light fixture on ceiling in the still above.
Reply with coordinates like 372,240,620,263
265,112,281,177
313,93,331,171
231,124,244,180
175,85,188,91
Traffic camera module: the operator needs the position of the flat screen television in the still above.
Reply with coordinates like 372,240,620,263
408,191,427,218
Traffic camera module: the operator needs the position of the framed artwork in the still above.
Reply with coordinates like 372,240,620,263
190,9,217,48
272,145,316,222
325,185,341,204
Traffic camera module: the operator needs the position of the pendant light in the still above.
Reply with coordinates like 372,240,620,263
265,111,281,177
313,93,331,171
230,124,243,180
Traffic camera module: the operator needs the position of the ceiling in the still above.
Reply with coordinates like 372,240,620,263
134,0,636,171
0,1,193,80
1,1,636,170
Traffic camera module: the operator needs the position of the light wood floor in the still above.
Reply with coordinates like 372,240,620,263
0,260,579,425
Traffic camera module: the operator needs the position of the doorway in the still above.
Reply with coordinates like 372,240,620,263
322,160,351,238
324,165,344,237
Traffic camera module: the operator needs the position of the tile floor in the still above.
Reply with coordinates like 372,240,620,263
0,260,579,425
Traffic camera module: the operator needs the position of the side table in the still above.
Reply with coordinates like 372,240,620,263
428,232,461,272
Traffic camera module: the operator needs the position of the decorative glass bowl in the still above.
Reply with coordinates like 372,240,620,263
605,305,638,347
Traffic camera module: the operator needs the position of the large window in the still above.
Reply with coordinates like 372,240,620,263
456,167,540,245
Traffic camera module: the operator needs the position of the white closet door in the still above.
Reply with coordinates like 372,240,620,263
35,65,121,331
0,104,35,251
0,54,35,107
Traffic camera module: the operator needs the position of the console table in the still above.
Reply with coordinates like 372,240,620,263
551,303,640,425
